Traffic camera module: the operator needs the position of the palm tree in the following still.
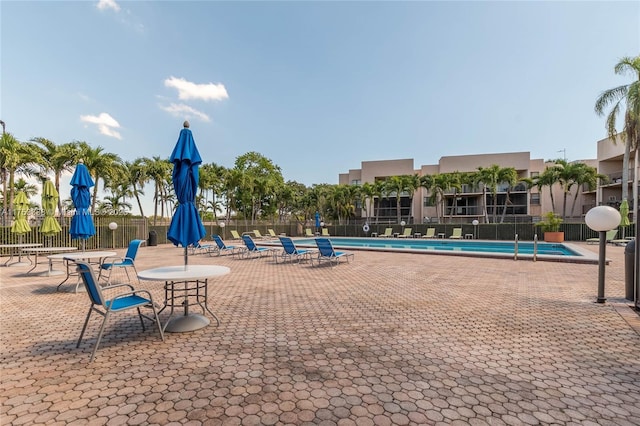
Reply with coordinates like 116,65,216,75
569,164,607,218
474,165,517,223
535,165,561,214
31,138,80,219
144,156,172,224
13,178,38,198
594,55,640,204
123,159,149,217
496,168,518,223
359,182,376,224
0,133,37,225
385,175,409,224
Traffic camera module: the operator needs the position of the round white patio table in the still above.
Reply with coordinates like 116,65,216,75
1,243,43,267
48,251,117,292
137,265,230,333
21,246,78,276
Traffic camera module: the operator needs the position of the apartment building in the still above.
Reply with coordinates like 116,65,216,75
339,151,598,224
597,135,639,215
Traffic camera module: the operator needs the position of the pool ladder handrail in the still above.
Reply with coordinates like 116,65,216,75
533,233,538,262
514,234,518,261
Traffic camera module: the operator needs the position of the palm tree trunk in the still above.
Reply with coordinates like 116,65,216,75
622,142,630,202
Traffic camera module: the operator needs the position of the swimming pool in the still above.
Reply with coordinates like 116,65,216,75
288,237,599,263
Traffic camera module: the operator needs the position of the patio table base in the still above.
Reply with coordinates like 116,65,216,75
164,313,210,333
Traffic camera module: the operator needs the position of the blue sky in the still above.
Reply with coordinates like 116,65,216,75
1,1,639,212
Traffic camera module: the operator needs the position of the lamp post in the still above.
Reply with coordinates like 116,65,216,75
585,206,621,303
219,221,226,240
108,222,118,249
472,219,479,239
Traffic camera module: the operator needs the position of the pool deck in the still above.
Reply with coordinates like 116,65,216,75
1,242,639,425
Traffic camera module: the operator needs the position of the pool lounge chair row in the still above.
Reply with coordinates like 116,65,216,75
586,229,631,246
210,234,353,266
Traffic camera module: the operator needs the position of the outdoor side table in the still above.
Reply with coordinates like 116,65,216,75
1,243,43,267
22,246,78,276
414,233,422,238
50,251,116,292
438,233,445,239
465,234,474,239
137,265,231,333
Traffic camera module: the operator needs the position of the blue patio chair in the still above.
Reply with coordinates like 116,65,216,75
275,236,317,264
71,259,164,362
313,238,354,267
98,239,145,286
240,235,274,259
211,234,240,256
189,239,214,255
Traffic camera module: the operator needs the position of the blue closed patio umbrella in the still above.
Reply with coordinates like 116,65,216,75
70,160,96,251
315,211,321,232
167,121,206,265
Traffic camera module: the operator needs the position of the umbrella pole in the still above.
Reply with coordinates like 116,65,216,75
184,246,188,267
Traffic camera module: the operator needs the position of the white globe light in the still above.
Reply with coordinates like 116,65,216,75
585,206,621,232
108,222,118,230
400,221,406,226
472,220,479,226
219,221,226,228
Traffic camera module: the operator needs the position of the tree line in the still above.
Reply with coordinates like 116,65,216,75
0,133,603,226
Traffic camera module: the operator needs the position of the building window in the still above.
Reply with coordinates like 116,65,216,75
351,179,361,185
423,196,435,207
530,171,539,178
530,193,540,205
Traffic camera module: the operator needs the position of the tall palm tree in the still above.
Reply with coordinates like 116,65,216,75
359,182,376,224
144,156,172,224
122,159,149,217
13,178,38,198
594,55,640,203
569,164,607,218
385,175,409,224
0,133,37,225
31,138,80,218
535,165,561,214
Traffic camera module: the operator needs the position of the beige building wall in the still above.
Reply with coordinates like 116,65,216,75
340,151,599,224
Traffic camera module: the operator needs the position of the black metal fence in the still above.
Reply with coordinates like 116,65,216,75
1,216,635,257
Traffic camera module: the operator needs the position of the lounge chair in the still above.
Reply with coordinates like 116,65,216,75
449,228,463,239
312,238,354,267
253,230,269,240
321,228,330,236
240,235,275,259
230,230,242,240
189,240,214,255
587,229,618,244
72,259,164,362
98,239,145,286
305,228,314,237
398,228,413,238
275,236,317,264
268,229,280,238
378,228,393,238
210,234,240,256
422,228,436,239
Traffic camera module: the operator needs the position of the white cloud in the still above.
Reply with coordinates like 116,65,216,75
159,103,211,122
96,0,120,12
164,76,229,102
80,112,122,139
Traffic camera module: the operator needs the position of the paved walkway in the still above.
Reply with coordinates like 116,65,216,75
1,242,639,425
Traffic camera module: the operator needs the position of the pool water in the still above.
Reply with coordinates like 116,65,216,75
292,237,582,257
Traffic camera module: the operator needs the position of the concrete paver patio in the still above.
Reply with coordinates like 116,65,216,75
1,242,639,425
